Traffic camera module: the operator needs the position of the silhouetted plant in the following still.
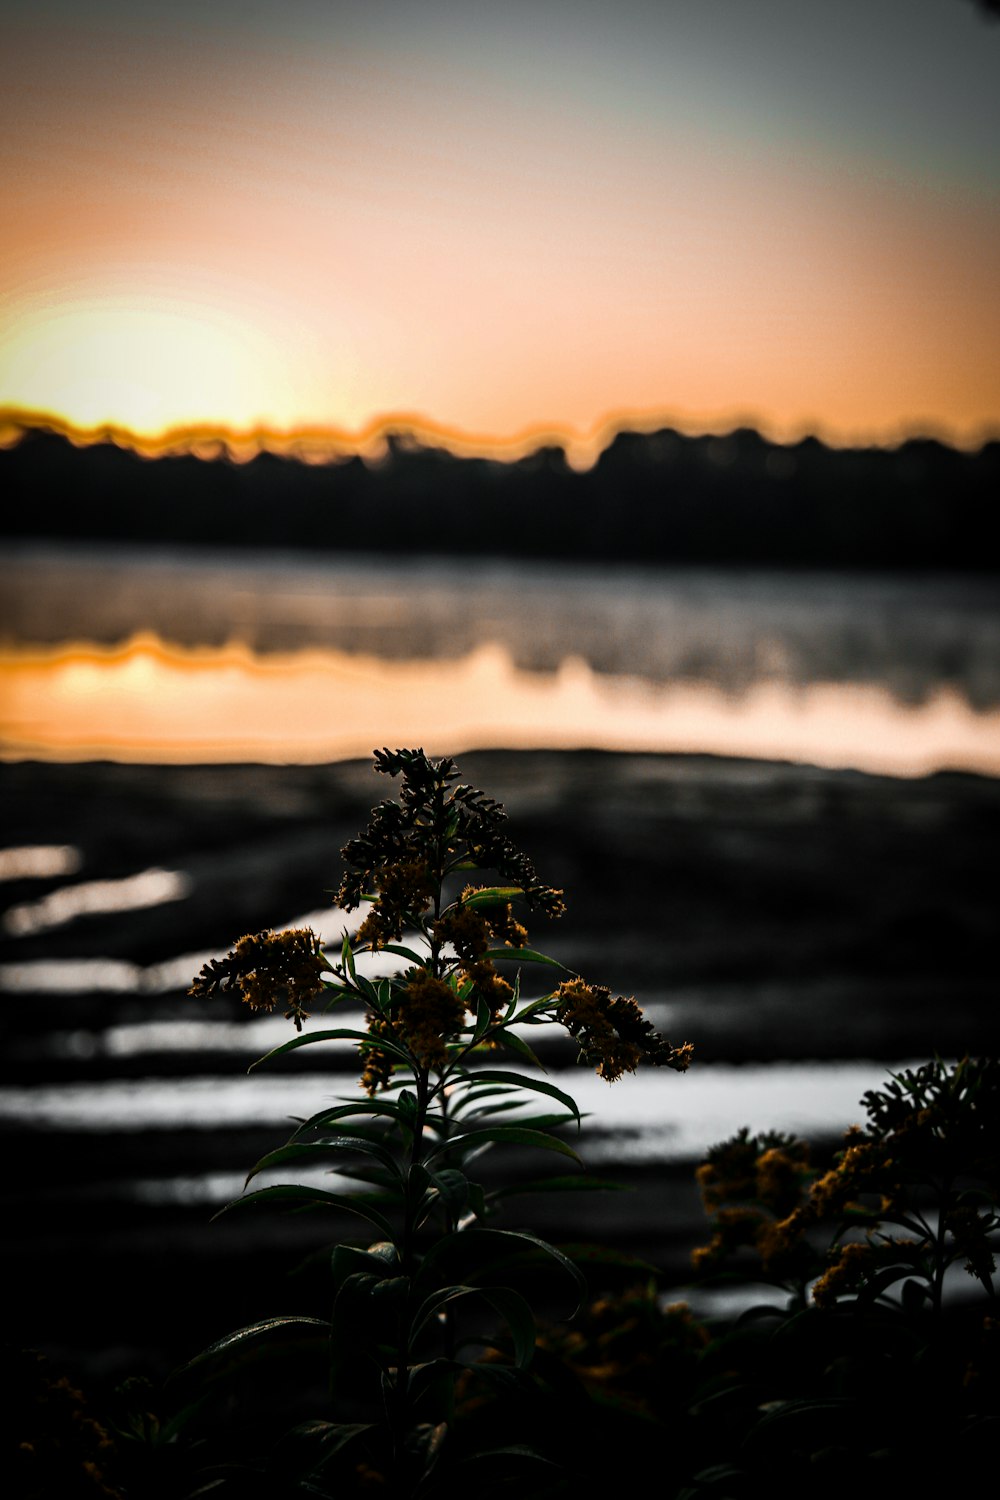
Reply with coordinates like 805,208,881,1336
681,1056,1000,1496
692,1056,1000,1315
182,748,692,1496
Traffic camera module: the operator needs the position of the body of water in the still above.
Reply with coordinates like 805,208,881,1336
2,543,999,772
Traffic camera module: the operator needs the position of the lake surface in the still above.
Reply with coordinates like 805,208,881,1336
3,543,1000,772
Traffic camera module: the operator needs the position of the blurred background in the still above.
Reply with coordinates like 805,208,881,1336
1,0,999,1387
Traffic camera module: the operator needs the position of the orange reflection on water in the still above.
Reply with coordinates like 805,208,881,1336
2,635,999,777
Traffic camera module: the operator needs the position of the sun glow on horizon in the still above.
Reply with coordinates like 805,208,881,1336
2,2,998,457
0,289,344,437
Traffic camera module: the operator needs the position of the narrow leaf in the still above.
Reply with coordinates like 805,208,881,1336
484,947,569,970
250,1027,412,1071
176,1316,330,1375
377,943,427,966
462,1070,581,1125
216,1184,394,1238
341,931,356,981
414,1227,586,1312
245,1138,403,1187
472,992,493,1044
291,1099,409,1136
489,1028,545,1070
461,887,524,909
429,1126,581,1165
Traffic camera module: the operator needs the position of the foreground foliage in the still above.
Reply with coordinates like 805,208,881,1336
179,748,690,1496
12,753,998,1497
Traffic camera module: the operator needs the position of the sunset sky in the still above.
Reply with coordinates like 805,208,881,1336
2,0,999,457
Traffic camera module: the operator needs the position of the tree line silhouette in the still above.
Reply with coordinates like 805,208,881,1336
2,421,997,569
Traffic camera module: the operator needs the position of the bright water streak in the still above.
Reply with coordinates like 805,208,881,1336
0,1060,911,1164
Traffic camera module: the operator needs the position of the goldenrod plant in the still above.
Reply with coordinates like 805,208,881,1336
183,748,692,1496
681,1056,1000,1496
692,1056,1000,1315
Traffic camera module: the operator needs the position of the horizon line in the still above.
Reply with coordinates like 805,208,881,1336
1,404,997,470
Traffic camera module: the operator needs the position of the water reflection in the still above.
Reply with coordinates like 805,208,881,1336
4,547,999,706
3,866,191,937
3,635,999,775
0,1060,915,1162
0,844,82,881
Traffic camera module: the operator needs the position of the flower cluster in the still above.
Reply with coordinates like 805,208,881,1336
337,748,566,918
555,978,693,1083
540,1286,709,1419
693,1059,1000,1309
189,927,327,1031
397,970,467,1070
860,1055,1000,1194
354,859,435,948
359,1012,400,1097
692,1128,814,1277
433,891,526,1021
810,1240,875,1308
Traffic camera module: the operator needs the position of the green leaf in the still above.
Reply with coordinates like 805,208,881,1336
853,1262,919,1308
319,981,356,1008
449,1082,521,1113
484,946,568,970
510,996,559,1024
428,1125,581,1166
471,992,493,1044
461,886,524,909
489,1029,545,1070
291,1099,410,1136
331,1243,399,1296
250,1027,413,1071
748,1396,857,1440
245,1138,403,1187
297,1421,376,1467
404,1359,462,1406
216,1184,394,1239
353,971,381,1007
478,1287,537,1369
396,1088,418,1120
341,931,356,981
505,972,520,1019
377,942,427,966
175,1316,330,1378
461,1070,581,1126
414,1227,586,1313
457,1445,556,1469
409,1284,474,1343
901,1276,930,1314
408,1161,433,1214
450,1099,530,1124
428,1168,470,1215
409,1284,535,1367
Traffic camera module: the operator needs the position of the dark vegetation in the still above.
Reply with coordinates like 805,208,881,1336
3,421,999,568
5,751,999,1497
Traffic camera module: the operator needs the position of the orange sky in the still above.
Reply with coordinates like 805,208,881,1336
2,0,999,456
